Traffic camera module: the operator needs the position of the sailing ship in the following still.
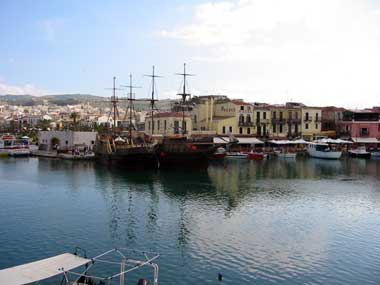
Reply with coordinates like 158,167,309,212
155,64,217,168
95,75,159,168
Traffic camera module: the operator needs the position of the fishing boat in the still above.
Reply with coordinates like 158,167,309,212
0,135,31,157
307,142,342,159
95,75,160,168
0,247,159,285
349,146,371,158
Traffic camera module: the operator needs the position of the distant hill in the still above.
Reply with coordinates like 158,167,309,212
0,94,177,110
0,94,105,106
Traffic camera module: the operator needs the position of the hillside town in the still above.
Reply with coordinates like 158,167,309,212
0,95,379,144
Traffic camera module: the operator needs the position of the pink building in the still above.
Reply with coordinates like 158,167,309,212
339,108,380,142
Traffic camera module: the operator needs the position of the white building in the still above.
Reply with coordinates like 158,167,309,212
38,131,97,151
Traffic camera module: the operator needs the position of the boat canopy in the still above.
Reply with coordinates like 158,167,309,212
0,253,91,285
351,137,379,144
213,137,263,144
270,139,308,145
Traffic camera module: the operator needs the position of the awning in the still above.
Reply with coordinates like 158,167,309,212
317,138,352,144
270,139,308,145
0,253,91,285
213,137,264,144
351,137,379,144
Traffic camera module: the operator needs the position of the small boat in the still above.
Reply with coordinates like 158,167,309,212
349,146,371,158
247,151,267,160
211,147,226,160
225,152,248,159
0,248,160,285
371,150,380,158
307,142,342,159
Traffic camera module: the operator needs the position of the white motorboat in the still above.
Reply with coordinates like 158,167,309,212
349,146,371,158
307,142,342,159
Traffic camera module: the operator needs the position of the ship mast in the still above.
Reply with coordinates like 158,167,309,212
176,63,194,135
121,74,140,145
144,66,161,135
105,76,122,135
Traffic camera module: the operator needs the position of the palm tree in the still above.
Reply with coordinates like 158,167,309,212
70,112,80,130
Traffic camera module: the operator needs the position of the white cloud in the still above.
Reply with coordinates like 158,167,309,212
160,0,380,108
0,80,46,96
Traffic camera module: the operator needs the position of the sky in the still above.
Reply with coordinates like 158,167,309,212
1,0,380,108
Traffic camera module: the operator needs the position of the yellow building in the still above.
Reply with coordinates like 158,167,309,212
145,112,192,136
269,103,302,139
301,107,322,140
252,103,271,138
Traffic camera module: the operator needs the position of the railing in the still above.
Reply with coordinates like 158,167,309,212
239,121,254,127
288,118,301,124
303,117,312,122
271,118,286,124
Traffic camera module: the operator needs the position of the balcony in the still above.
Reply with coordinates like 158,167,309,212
303,117,312,122
256,119,270,125
239,121,254,127
288,118,301,124
271,118,286,124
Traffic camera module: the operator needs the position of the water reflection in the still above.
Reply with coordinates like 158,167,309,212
3,157,378,284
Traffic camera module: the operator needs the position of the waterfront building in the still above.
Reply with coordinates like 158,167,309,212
145,112,192,136
301,106,322,140
236,100,254,136
321,106,346,137
38,130,97,151
252,103,271,138
339,108,380,142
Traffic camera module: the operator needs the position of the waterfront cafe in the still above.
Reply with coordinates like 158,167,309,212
269,139,309,153
351,137,379,151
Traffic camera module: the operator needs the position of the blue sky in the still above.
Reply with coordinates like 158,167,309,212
0,0,205,98
1,0,380,108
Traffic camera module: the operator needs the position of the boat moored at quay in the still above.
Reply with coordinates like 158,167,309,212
0,135,31,157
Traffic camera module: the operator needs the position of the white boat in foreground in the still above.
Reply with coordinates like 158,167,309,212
0,135,31,157
0,248,159,285
307,142,342,159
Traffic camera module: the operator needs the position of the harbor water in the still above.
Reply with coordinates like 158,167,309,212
0,157,380,284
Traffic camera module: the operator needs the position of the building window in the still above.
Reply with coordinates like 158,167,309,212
222,126,226,134
305,123,309,130
360,128,369,136
164,120,167,130
295,112,299,119
148,121,151,130
247,128,250,134
273,124,276,133
194,115,197,123
280,111,283,120
229,126,233,133
239,127,243,134
239,115,244,123
263,112,267,119
288,111,292,119
247,114,251,123
240,106,244,111
256,111,260,122
174,121,179,134
91,141,94,145
157,120,160,130
273,111,276,119
305,112,309,120
280,124,283,133
316,113,319,121
315,123,318,129
65,140,68,145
